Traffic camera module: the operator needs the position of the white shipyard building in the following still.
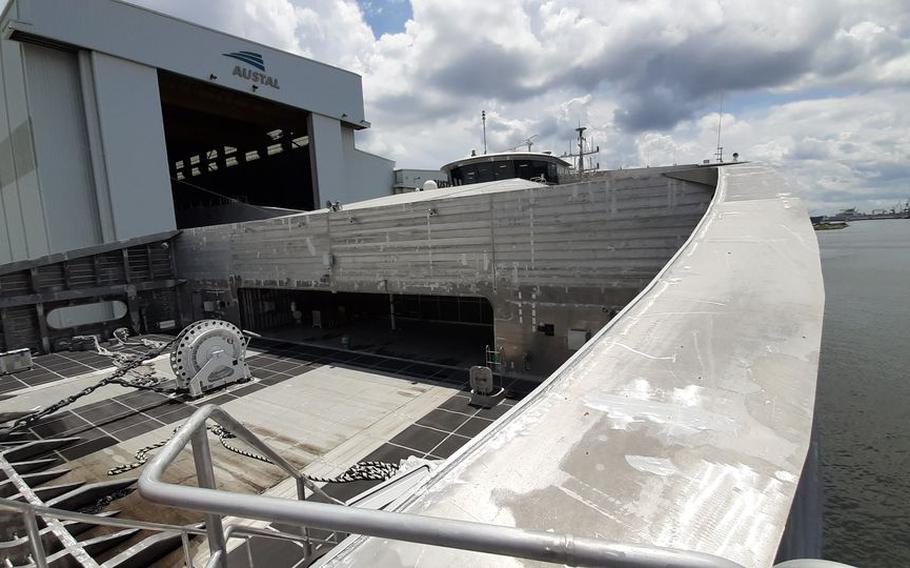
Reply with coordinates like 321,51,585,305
0,0,393,265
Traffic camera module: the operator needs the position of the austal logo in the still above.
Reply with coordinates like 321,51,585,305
223,51,280,89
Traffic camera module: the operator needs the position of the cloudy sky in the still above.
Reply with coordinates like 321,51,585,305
131,0,908,214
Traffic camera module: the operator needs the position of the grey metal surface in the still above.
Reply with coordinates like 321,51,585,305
139,404,742,567
321,163,824,567
23,507,49,568
175,167,714,377
87,51,177,242
192,426,227,565
1,1,180,264
22,43,101,254
774,561,856,568
0,12,49,264
0,232,180,354
1,448,100,567
0,497,331,568
0,230,179,277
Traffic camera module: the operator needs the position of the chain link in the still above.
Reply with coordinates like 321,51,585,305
7,331,402,485
108,423,400,484
78,487,135,515
2,338,178,434
208,424,401,483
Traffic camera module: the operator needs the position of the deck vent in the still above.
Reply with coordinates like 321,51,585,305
469,365,504,408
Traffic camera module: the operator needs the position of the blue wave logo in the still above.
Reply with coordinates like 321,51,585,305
223,51,265,71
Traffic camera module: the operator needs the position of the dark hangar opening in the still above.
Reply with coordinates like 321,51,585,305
238,289,495,367
157,70,315,228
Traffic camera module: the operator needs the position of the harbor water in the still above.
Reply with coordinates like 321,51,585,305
816,219,910,566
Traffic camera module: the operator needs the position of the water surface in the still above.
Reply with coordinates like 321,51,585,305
816,220,910,566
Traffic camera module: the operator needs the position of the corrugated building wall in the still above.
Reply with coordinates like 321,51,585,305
0,24,176,265
0,17,49,263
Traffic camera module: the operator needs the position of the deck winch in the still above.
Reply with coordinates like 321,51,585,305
169,319,251,398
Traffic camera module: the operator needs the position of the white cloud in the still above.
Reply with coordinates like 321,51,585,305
654,91,910,212
128,0,910,213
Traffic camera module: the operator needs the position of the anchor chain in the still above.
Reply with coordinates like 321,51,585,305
7,328,402,485
108,424,400,483
78,487,135,515
71,330,171,369
2,339,178,434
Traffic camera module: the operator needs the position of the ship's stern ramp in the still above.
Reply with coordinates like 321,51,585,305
320,163,824,567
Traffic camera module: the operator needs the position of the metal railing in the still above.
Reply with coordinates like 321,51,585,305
0,497,334,568
0,403,861,568
137,404,744,568
2,403,843,568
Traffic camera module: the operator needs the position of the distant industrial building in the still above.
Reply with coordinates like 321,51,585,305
0,0,394,265
392,168,449,194
0,0,395,351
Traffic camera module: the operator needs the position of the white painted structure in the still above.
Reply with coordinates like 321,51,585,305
393,169,449,194
0,0,393,264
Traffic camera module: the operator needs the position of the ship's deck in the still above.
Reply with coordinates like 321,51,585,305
319,163,825,567
1,163,823,568
0,334,534,564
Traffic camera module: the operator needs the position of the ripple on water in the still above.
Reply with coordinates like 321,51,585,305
816,220,910,567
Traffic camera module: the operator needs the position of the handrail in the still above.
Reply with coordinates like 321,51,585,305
0,497,209,536
140,404,745,568
0,497,333,567
204,525,337,568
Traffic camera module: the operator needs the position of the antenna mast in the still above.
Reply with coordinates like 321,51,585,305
561,126,600,177
714,94,724,163
507,134,539,152
481,110,487,154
